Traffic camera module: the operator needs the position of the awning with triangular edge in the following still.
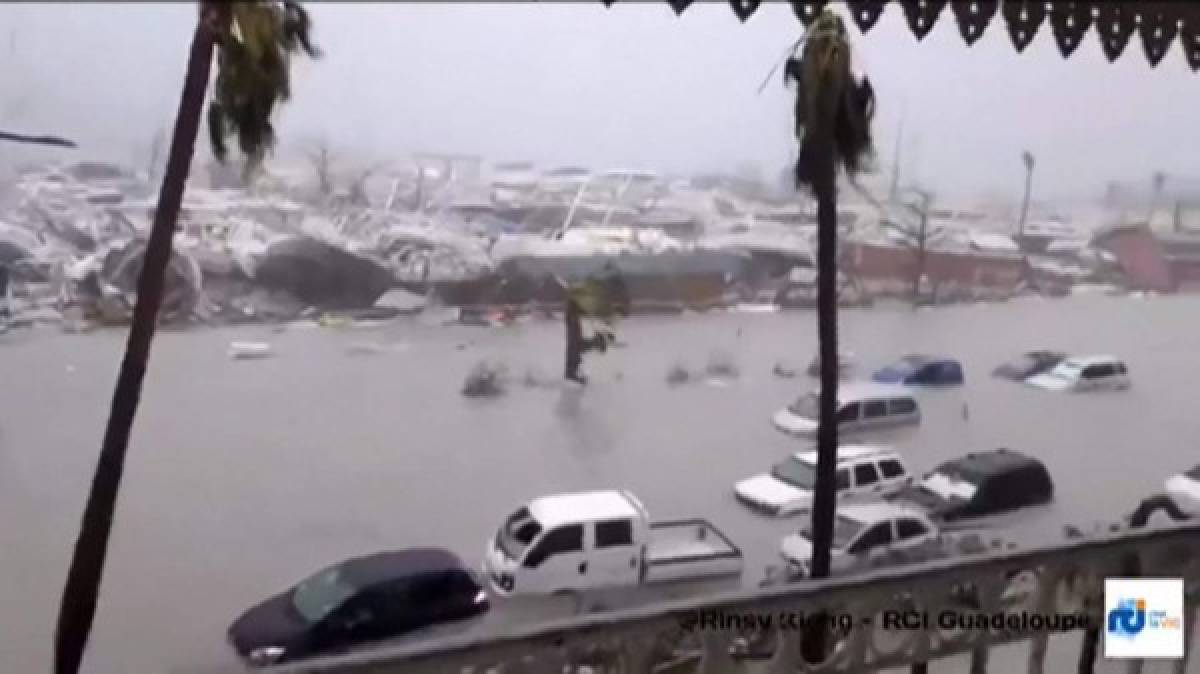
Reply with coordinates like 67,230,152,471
599,1,1200,71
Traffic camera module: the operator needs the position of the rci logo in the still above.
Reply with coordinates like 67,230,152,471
1104,579,1184,659
1107,598,1146,637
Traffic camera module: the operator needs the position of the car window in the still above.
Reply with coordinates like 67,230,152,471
896,518,927,539
1082,363,1114,379
835,469,850,490
887,398,917,415
863,400,888,418
849,521,892,553
836,402,861,423
524,524,583,567
879,459,905,479
595,519,633,547
854,462,879,486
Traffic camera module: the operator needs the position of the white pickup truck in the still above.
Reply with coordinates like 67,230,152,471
484,490,743,598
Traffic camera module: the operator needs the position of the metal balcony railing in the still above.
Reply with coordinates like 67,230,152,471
269,520,1200,674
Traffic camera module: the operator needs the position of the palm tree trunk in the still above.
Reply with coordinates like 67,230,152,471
1017,164,1033,241
802,122,840,664
54,18,214,674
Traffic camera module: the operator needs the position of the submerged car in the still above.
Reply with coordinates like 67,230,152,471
890,449,1054,527
991,350,1066,381
228,548,489,666
1026,354,1130,392
779,502,939,577
734,445,912,516
773,383,920,437
806,350,856,378
872,355,964,387
1164,464,1200,517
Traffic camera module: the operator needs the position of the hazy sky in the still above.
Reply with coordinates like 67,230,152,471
2,2,1198,202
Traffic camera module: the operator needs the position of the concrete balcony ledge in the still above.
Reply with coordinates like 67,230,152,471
270,520,1200,674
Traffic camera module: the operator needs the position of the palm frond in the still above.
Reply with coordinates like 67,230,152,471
788,10,875,189
206,0,320,178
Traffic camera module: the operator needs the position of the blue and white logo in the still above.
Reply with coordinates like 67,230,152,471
1104,579,1184,659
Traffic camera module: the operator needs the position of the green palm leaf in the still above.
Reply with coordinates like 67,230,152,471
207,0,320,179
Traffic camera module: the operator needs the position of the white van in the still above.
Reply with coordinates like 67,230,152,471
773,383,920,437
734,445,913,516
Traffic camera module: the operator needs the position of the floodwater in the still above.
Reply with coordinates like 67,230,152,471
3,294,1200,674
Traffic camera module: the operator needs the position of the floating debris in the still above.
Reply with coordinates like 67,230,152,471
462,360,506,397
665,363,691,386
772,361,799,378
705,349,740,380
228,341,273,360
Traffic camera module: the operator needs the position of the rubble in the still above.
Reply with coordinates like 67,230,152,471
0,154,1160,335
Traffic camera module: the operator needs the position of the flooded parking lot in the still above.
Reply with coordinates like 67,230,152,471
3,294,1200,673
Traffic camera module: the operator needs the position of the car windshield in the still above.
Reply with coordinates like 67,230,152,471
497,507,542,561
800,515,864,550
770,456,817,489
291,566,360,624
1185,465,1200,481
787,393,819,418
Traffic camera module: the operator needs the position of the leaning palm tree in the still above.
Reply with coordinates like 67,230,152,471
53,4,318,674
786,4,874,618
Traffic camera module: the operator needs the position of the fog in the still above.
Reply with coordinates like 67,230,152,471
2,1,1198,202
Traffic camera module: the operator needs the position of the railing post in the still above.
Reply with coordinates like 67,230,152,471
1171,604,1197,674
969,646,989,674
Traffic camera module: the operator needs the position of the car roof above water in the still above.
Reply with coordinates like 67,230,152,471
337,547,469,587
528,490,640,528
840,501,929,524
1060,354,1123,367
931,448,1046,481
809,381,916,403
793,445,899,465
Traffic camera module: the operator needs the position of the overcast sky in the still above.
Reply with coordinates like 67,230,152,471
2,2,1197,203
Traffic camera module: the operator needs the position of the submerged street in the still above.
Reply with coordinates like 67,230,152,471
3,295,1200,673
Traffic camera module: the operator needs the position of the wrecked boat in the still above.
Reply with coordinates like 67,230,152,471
65,238,203,324
254,236,395,309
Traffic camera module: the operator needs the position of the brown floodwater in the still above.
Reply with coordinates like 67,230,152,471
2,294,1199,673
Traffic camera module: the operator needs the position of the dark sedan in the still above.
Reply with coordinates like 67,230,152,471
872,355,964,386
890,448,1054,526
228,548,489,666
991,350,1066,381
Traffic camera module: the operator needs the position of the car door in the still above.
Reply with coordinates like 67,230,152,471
846,521,893,568
314,591,384,653
893,517,934,553
887,397,918,426
591,518,639,587
520,523,585,593
1114,362,1130,389
860,399,889,431
834,468,852,501
850,461,884,501
836,402,862,432
877,457,912,493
